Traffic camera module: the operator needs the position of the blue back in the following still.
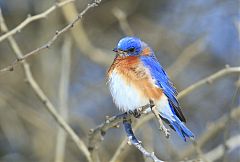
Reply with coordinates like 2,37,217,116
140,55,179,109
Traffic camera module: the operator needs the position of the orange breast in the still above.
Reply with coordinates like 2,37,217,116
107,56,163,101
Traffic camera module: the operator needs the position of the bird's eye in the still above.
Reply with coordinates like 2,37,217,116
128,48,135,52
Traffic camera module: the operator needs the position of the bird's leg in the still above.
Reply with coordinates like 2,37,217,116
150,100,170,138
123,117,141,145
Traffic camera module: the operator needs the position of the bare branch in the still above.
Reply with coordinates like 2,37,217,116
178,65,240,99
0,9,92,162
54,36,72,162
0,0,74,43
123,118,164,162
0,0,102,73
109,114,154,162
167,37,206,78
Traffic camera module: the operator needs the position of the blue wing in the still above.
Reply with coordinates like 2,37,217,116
140,55,178,105
140,55,186,122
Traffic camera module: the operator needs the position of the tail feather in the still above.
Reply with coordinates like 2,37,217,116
168,120,186,141
172,116,194,141
162,115,194,141
159,107,194,141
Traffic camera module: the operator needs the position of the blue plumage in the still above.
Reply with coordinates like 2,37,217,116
140,56,179,108
112,36,194,141
116,37,142,55
140,48,194,141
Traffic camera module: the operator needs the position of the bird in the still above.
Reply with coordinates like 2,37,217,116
107,36,194,141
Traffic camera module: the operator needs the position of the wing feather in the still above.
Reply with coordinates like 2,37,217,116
140,55,186,122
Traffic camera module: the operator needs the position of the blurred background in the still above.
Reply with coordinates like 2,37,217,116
0,0,239,162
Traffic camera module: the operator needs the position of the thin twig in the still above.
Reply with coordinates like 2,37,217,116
0,0,102,73
167,37,206,78
0,0,74,43
0,9,92,162
178,65,240,99
123,118,164,162
54,36,72,162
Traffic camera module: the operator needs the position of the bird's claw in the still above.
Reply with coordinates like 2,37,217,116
128,109,141,118
127,139,142,145
159,125,170,138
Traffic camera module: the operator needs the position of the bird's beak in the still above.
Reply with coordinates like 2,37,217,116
113,47,118,52
113,48,127,57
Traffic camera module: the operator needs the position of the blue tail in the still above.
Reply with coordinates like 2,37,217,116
159,104,194,141
169,115,194,141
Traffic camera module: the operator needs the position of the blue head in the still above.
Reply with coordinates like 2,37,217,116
113,37,142,56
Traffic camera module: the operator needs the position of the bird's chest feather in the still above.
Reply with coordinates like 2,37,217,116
107,56,148,111
107,56,162,111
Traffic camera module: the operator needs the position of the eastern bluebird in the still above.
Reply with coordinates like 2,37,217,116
107,37,194,141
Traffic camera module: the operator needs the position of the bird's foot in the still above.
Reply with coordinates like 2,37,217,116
159,124,170,138
150,101,170,138
128,109,141,118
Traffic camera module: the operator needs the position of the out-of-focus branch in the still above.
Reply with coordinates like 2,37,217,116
54,36,72,162
178,65,240,99
191,140,209,162
167,37,206,78
204,135,240,161
0,10,92,162
234,20,240,40
222,87,239,162
179,106,240,159
0,0,74,43
57,0,113,66
112,8,134,36
123,119,164,162
0,0,102,73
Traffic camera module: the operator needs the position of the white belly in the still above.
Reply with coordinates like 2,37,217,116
108,71,149,112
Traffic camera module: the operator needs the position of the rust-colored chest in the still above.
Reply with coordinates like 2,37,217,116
107,55,163,101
